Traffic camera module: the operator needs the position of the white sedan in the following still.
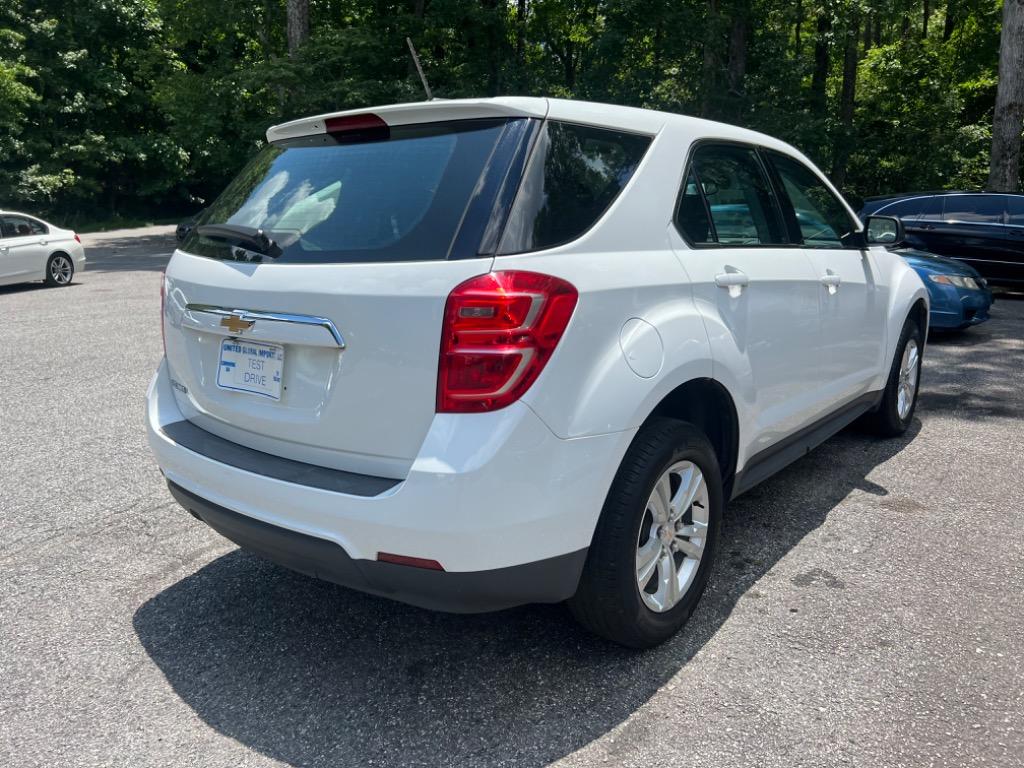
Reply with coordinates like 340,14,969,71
0,210,86,287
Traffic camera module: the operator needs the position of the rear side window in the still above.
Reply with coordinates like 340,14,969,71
1007,196,1024,225
1,216,46,237
183,119,522,264
676,169,714,244
676,144,786,246
498,121,651,254
768,153,857,247
918,196,943,220
943,195,1006,223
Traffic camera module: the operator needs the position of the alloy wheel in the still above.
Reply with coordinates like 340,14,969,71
897,338,919,420
50,255,73,285
635,460,710,613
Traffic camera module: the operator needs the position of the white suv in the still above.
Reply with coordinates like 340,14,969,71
147,98,927,647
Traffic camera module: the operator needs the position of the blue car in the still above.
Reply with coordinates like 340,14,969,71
895,247,993,331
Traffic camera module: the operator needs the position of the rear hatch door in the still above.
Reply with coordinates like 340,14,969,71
163,108,540,478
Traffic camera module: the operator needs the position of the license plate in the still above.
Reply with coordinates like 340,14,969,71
217,339,284,400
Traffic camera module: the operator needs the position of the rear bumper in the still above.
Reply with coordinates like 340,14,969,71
168,481,587,613
146,359,634,611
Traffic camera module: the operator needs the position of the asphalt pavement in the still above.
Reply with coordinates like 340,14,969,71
1,228,1021,767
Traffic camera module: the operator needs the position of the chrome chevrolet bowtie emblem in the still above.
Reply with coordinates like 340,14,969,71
220,314,254,334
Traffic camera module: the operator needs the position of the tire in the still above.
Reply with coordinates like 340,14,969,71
569,418,723,649
44,253,75,287
863,315,923,437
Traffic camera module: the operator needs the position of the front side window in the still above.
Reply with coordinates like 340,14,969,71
498,121,651,254
676,144,786,245
942,195,1006,223
768,153,857,248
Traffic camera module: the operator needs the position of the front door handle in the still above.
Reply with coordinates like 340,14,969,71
821,271,841,294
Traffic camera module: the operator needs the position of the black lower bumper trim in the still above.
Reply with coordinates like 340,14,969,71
160,420,400,497
167,481,587,614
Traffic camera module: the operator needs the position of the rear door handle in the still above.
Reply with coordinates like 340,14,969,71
38,239,48,245
821,271,841,294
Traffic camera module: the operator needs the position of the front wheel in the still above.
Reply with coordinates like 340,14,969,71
863,316,923,437
44,253,74,286
568,418,723,649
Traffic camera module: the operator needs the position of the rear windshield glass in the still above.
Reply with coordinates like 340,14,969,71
183,119,513,264
499,121,651,254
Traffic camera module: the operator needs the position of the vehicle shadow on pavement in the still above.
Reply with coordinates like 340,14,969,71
133,423,918,768
0,282,81,296
82,233,175,273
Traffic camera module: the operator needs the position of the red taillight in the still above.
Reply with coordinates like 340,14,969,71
159,272,167,356
377,552,445,571
437,271,578,413
73,233,81,244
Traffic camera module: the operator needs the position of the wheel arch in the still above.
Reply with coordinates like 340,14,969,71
47,249,74,263
643,377,740,498
909,296,928,337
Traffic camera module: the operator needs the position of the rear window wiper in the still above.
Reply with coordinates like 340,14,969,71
195,224,283,258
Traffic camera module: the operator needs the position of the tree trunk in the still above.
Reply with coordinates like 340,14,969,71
989,0,1024,191
795,0,803,58
286,0,310,56
810,12,831,115
831,15,860,188
943,0,958,40
922,0,929,37
862,12,872,56
516,0,527,70
701,0,720,117
477,0,502,96
726,13,749,120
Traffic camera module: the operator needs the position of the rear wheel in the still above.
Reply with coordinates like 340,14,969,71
863,316,923,437
569,418,723,648
44,253,74,286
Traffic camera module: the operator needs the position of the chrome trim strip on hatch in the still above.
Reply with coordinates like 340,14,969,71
185,303,346,349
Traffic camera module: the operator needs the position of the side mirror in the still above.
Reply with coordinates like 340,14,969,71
864,215,905,246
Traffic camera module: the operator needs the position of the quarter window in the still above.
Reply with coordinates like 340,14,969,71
676,144,787,246
768,153,857,248
874,197,926,219
499,121,651,254
942,195,1006,223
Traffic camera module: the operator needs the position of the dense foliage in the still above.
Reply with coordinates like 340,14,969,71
0,0,1011,225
